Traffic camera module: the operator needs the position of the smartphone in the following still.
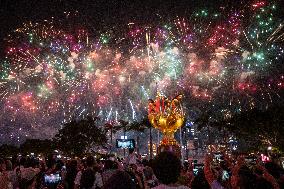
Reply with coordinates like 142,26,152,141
214,153,224,162
44,173,62,184
61,166,66,171
193,168,199,176
193,164,204,176
245,156,257,166
222,170,230,181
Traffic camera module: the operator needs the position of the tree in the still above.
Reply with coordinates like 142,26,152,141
140,117,154,159
104,121,124,152
195,112,217,145
200,106,284,153
114,118,154,158
104,120,127,143
0,144,19,157
104,122,114,144
225,106,284,152
127,118,152,155
20,139,54,155
54,117,107,156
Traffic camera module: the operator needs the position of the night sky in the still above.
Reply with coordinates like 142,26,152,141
0,0,283,145
0,0,252,56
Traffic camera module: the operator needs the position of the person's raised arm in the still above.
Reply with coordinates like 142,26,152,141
73,171,82,189
256,164,280,189
204,155,215,185
114,159,124,171
231,156,245,189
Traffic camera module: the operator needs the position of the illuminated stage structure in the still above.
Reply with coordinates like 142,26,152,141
148,93,185,157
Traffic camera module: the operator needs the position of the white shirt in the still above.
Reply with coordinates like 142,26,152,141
124,153,138,167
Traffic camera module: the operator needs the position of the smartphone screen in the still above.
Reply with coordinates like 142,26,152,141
193,168,198,176
193,164,204,176
214,153,224,162
44,173,62,184
61,166,66,171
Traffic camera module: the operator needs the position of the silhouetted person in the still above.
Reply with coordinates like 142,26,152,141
152,151,190,189
104,170,136,189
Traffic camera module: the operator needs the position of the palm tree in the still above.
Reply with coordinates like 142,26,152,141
195,112,213,145
104,122,115,144
133,117,153,159
114,117,154,159
126,119,146,155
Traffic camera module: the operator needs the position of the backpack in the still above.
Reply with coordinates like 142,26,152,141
80,168,95,189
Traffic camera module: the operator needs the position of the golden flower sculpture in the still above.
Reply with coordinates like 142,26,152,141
148,93,185,146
